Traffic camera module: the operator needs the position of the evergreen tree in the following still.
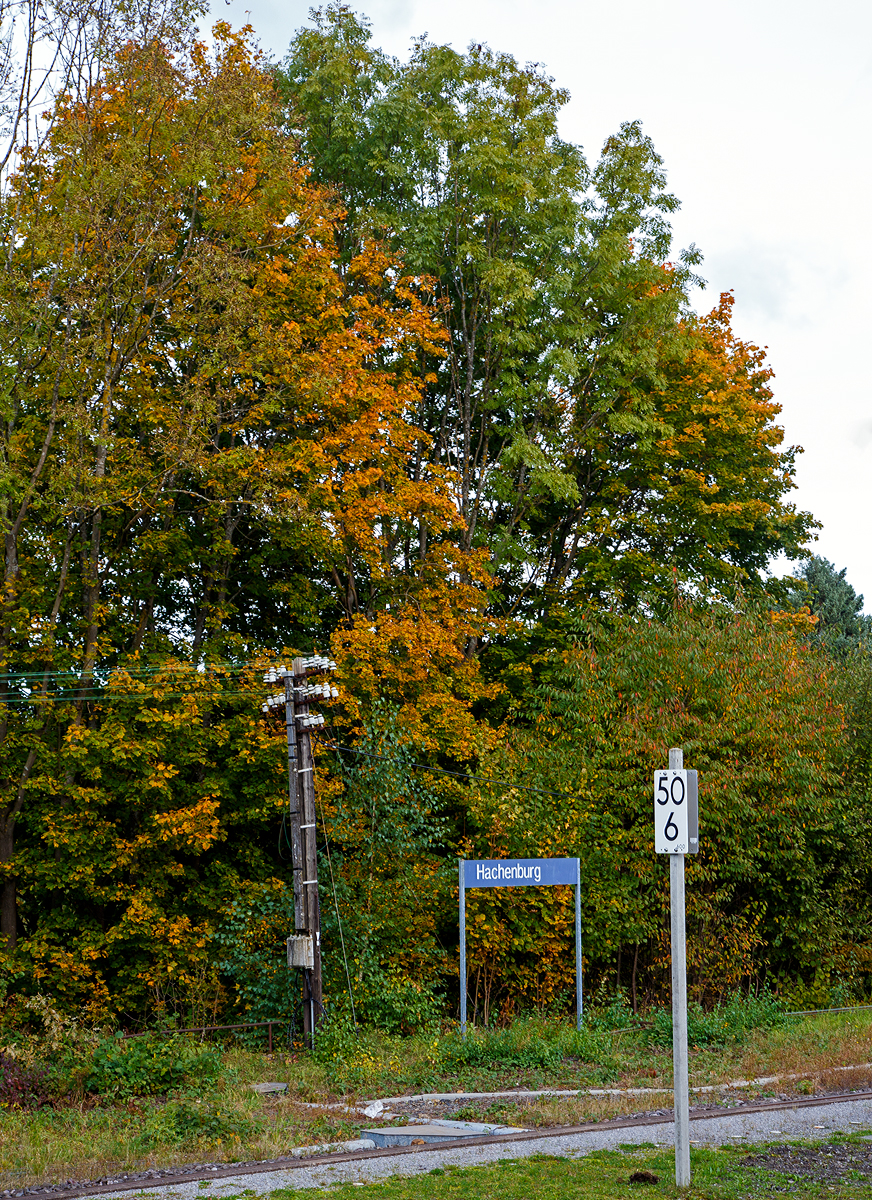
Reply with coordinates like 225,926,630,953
789,556,870,653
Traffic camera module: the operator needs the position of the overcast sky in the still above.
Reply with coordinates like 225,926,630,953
219,0,872,606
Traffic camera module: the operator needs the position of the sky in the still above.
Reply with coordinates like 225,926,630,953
219,0,872,605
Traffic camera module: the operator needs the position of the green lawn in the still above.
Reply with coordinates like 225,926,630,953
242,1139,872,1200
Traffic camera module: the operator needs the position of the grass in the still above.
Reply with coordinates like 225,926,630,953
2,1007,872,1189
216,1137,872,1199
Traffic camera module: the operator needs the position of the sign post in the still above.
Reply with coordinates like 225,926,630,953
654,748,698,1190
459,857,582,1035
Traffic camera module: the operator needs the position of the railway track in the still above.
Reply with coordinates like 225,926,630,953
5,1088,872,1200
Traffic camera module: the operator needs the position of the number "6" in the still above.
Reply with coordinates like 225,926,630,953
664,812,678,841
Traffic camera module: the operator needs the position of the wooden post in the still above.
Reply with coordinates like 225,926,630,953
284,672,307,932
293,657,323,1042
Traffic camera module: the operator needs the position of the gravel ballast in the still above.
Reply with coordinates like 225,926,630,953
57,1094,872,1200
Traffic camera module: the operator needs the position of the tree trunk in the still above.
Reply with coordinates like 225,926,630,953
0,747,39,951
631,943,640,1014
0,819,16,950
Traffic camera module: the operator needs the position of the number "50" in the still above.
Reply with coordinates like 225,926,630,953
656,775,685,806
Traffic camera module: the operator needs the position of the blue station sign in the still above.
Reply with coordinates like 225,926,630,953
463,857,580,888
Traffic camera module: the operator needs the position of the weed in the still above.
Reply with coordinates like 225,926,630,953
134,1099,252,1150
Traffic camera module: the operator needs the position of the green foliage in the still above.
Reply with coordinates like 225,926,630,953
134,1098,251,1148
320,701,447,1030
787,556,870,654
351,972,441,1036
438,1016,611,1072
584,994,642,1032
10,663,290,1020
311,1011,361,1066
310,1016,417,1091
470,603,851,1011
83,1034,221,1099
213,882,297,1033
645,991,790,1048
0,0,841,1032
280,8,812,613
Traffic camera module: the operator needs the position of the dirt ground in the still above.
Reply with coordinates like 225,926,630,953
743,1141,872,1186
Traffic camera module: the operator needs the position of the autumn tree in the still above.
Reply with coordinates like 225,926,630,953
280,5,814,616
0,14,485,1008
0,2,839,1026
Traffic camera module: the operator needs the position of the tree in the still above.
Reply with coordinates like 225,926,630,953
280,5,814,616
317,701,447,1030
0,18,481,987
541,292,813,607
465,605,852,1010
787,556,869,654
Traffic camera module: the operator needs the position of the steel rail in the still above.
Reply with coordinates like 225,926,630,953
6,1088,872,1200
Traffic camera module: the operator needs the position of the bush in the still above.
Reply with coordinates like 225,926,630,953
0,1052,51,1109
585,994,642,1032
84,1034,222,1098
214,884,297,1038
355,971,441,1035
311,1014,407,1092
646,991,789,1048
439,1016,610,1072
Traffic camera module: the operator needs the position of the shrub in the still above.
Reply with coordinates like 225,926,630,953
439,1016,610,1072
585,994,642,1032
354,971,441,1035
135,1098,251,1148
214,883,297,1037
312,1014,406,1091
0,1052,51,1109
646,991,789,1048
84,1034,222,1098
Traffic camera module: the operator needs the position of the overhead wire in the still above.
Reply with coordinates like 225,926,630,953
0,661,263,681
315,789,358,1033
0,688,272,705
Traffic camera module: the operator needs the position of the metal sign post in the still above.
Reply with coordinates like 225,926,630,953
458,857,582,1035
654,747,699,1191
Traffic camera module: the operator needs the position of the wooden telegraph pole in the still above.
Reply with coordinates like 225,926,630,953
294,655,324,1038
263,655,337,1047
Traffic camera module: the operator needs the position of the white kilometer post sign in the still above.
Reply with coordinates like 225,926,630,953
654,769,699,855
654,753,699,1191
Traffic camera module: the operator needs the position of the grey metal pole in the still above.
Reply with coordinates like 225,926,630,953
459,860,467,1038
574,859,583,1030
669,746,691,1189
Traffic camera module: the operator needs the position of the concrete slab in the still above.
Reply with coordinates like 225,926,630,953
363,1121,520,1146
249,1083,288,1094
